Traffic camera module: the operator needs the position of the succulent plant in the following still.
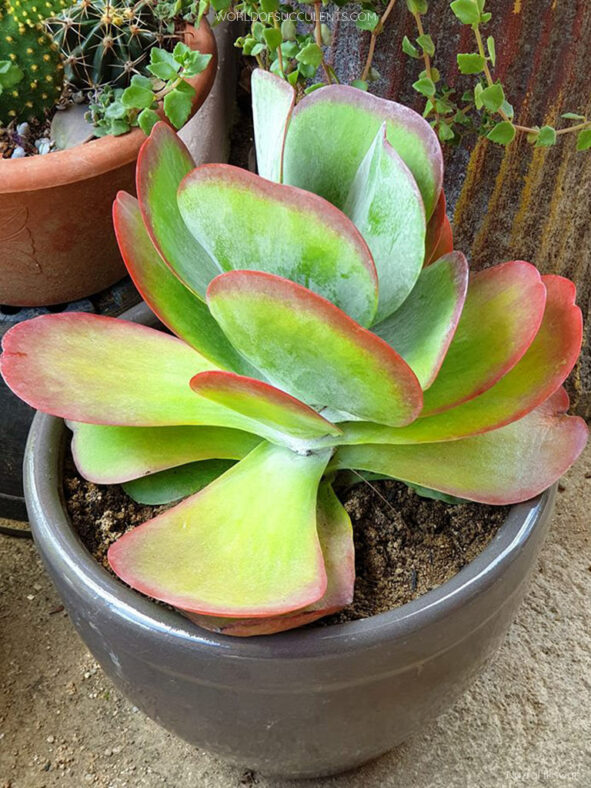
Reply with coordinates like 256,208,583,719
48,0,166,90
0,2,64,123
8,0,69,23
1,71,587,636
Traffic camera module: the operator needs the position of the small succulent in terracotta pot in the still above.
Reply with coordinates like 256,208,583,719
1,71,587,637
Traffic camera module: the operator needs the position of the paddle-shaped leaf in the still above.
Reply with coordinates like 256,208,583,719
282,85,443,217
0,315,279,436
123,460,236,505
207,271,423,427
108,442,331,617
177,165,378,327
343,124,426,322
421,261,547,415
333,389,588,504
69,422,260,484
136,122,220,298
344,275,583,445
373,252,468,389
190,370,341,450
251,68,295,181
186,481,355,636
113,191,259,376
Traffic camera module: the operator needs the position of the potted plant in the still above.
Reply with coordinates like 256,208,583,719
1,71,587,777
0,0,216,306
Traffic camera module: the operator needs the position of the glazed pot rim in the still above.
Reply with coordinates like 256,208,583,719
0,21,216,194
24,407,556,658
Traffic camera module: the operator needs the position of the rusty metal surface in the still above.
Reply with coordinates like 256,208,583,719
329,0,591,418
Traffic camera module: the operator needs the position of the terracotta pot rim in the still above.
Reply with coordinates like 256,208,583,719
24,383,556,657
0,21,216,194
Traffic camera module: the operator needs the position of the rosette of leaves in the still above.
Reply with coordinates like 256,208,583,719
1,71,587,636
48,0,166,90
86,41,211,135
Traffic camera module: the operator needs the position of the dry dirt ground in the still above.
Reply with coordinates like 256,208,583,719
1,445,590,788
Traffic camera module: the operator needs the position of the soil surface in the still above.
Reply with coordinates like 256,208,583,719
1,444,589,787
63,453,507,622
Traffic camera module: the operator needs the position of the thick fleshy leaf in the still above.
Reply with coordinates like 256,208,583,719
1,314,281,437
108,442,331,617
421,261,547,415
186,481,355,636
333,389,588,504
282,85,443,218
123,460,235,505
177,165,378,327
424,192,453,265
372,252,469,389
136,122,220,298
113,191,258,376
343,124,426,322
207,271,423,427
69,422,260,484
251,68,295,182
342,275,583,445
190,371,342,450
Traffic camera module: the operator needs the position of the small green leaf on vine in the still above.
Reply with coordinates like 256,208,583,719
486,121,516,145
402,36,420,58
480,83,505,113
457,53,486,74
576,129,591,151
535,125,557,147
450,0,481,26
413,77,436,97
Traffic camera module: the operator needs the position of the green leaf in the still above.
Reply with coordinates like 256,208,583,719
113,192,257,375
304,82,325,94
207,270,423,427
350,79,368,90
123,460,236,505
296,43,323,68
260,0,279,10
479,83,505,112
406,0,428,12
535,125,557,147
251,43,265,56
402,35,420,58
251,69,295,182
450,0,481,25
122,83,155,110
263,27,282,51
372,252,468,389
500,99,514,120
177,164,378,326
356,11,380,31
486,120,516,145
181,51,212,77
413,77,436,97
438,120,455,141
576,128,591,151
406,483,468,504
108,442,332,617
163,80,195,128
343,124,427,321
333,390,587,505
457,53,485,74
147,61,179,81
487,35,496,65
281,19,296,40
417,34,435,56
561,112,586,121
138,108,160,135
481,11,492,22
70,421,258,484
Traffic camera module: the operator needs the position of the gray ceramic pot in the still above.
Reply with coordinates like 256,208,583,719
23,308,557,779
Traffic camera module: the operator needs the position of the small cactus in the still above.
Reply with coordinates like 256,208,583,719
0,2,64,124
48,0,167,90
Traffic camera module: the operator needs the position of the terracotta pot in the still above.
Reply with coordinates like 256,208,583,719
23,305,558,779
0,21,217,307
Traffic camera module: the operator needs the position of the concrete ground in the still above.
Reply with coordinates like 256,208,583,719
1,445,590,788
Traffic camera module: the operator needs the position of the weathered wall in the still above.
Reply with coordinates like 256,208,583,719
329,0,591,417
